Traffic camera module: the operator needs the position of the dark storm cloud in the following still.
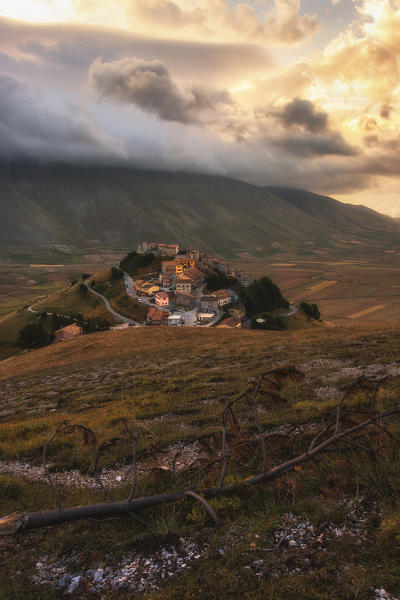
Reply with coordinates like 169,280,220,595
273,98,329,133
89,57,231,124
0,72,117,162
270,130,358,157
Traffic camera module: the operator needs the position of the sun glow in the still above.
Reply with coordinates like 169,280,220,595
0,0,73,23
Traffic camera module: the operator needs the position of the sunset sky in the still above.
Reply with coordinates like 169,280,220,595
0,0,399,216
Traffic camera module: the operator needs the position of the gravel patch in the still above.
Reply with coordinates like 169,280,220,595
243,496,378,579
32,537,207,594
324,363,400,383
0,440,207,490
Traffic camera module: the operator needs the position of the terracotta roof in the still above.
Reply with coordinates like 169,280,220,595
147,308,169,320
217,317,241,328
213,289,230,298
55,324,82,335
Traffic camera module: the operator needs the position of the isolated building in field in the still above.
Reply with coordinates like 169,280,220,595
55,324,83,341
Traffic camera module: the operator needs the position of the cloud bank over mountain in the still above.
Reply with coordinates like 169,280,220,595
0,1,399,215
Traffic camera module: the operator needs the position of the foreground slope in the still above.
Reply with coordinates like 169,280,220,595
1,326,400,599
0,163,398,255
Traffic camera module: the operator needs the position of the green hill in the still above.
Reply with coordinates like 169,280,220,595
0,163,398,256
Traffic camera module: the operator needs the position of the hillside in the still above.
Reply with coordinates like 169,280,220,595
1,325,400,599
0,163,398,256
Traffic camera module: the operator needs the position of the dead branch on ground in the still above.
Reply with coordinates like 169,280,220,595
1,369,399,536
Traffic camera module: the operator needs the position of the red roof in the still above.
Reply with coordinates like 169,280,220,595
147,308,169,321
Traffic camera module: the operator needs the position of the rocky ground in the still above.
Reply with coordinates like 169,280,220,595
26,495,399,598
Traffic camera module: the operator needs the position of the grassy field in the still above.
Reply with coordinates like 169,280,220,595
1,325,400,598
0,248,127,318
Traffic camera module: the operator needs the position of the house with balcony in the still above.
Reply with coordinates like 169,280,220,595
213,289,232,308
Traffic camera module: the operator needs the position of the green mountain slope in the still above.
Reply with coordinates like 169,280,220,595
0,163,398,254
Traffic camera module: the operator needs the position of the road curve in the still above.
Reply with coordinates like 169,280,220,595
84,281,142,326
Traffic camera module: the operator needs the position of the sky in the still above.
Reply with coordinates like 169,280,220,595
0,0,399,216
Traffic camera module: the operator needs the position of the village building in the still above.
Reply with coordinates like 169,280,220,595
213,289,232,308
197,312,215,324
175,258,196,274
168,313,185,326
237,271,251,287
137,241,158,254
162,260,179,276
199,254,216,270
175,291,196,307
159,273,173,288
175,270,203,294
183,268,204,285
200,295,219,312
157,243,179,257
176,278,193,294
155,291,175,307
146,308,169,326
138,242,179,256
155,291,170,307
55,324,83,341
217,317,242,329
187,248,200,261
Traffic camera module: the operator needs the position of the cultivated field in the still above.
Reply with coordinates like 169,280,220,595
234,247,400,326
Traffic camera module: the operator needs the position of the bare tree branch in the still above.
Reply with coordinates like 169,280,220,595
184,491,219,525
1,375,399,536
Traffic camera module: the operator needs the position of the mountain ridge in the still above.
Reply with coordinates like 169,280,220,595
0,163,398,255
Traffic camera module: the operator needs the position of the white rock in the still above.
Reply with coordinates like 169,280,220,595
94,569,104,583
67,576,81,594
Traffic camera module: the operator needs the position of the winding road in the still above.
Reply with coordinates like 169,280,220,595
84,280,142,326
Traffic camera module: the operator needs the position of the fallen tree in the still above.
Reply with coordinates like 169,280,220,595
1,370,399,536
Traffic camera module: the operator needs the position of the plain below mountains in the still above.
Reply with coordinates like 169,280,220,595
0,163,398,256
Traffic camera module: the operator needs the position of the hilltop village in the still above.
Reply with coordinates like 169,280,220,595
133,241,251,328
25,241,292,349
